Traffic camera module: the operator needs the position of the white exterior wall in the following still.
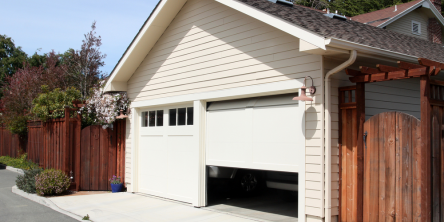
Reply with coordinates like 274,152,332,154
124,0,325,219
386,8,429,40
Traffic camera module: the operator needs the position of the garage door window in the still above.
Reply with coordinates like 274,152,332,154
169,107,193,126
141,110,163,127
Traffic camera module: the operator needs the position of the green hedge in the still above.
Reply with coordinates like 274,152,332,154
0,154,39,170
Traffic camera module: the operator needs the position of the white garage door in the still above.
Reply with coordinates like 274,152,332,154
206,94,303,172
138,105,197,203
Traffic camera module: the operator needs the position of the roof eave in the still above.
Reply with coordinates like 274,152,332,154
327,38,419,63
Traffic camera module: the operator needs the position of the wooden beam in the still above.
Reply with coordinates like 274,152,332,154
356,83,365,222
430,79,444,87
420,75,432,221
418,58,444,69
429,99,444,107
398,61,424,69
360,66,380,74
349,68,428,83
338,85,357,91
377,64,405,72
346,69,363,76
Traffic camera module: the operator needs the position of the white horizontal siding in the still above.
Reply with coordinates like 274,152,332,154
127,0,320,102
386,8,429,40
125,0,324,217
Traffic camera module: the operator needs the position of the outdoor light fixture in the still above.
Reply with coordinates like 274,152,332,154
293,76,316,101
116,110,128,119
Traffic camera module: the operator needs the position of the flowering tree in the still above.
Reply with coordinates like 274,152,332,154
81,84,129,128
62,21,107,101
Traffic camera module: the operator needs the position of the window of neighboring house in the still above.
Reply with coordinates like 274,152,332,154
412,21,421,35
169,107,193,126
141,110,164,127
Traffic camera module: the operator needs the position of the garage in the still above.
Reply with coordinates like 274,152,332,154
206,93,303,172
205,94,303,221
137,104,198,204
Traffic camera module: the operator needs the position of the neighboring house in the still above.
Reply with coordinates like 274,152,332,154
104,0,444,221
352,0,444,44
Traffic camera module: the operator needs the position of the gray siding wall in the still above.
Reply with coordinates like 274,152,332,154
386,8,429,40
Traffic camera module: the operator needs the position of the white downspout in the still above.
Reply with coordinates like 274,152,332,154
324,50,357,222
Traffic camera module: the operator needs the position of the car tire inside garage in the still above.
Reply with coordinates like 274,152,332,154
206,166,298,222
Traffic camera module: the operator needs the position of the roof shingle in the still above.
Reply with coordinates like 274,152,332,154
237,0,444,63
351,0,423,27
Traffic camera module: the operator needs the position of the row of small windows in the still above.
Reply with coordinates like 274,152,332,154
141,107,193,127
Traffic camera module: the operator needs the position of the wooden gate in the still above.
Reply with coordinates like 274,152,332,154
79,120,126,191
363,112,421,221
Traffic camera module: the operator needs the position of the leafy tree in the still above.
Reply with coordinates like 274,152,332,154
0,51,68,134
0,35,28,91
62,21,107,101
32,86,81,122
27,52,47,68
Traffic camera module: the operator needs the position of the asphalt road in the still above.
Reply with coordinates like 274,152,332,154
0,168,77,222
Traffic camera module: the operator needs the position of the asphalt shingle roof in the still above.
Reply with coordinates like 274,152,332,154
237,0,444,63
351,0,423,27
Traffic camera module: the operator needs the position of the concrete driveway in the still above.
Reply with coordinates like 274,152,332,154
49,192,257,222
0,168,77,222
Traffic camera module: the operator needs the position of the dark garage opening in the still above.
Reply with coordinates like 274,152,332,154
206,166,298,222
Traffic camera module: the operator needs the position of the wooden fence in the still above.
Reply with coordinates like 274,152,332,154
0,126,26,158
0,107,126,191
80,120,126,191
27,121,44,165
430,81,444,222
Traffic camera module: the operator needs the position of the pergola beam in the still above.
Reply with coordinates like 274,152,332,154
347,58,442,83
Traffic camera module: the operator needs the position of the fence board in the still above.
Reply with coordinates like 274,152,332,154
99,127,109,190
81,126,91,190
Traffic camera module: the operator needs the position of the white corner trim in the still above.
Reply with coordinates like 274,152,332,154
215,0,327,50
130,108,139,193
130,79,304,108
298,87,306,222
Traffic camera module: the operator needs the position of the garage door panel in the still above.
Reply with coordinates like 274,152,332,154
207,109,248,142
207,142,249,164
139,135,168,194
252,142,299,171
253,105,300,142
138,105,196,204
207,94,302,172
166,135,194,202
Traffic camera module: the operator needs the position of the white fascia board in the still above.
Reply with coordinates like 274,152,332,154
130,79,304,108
216,0,327,50
104,0,187,92
378,0,444,28
327,38,418,63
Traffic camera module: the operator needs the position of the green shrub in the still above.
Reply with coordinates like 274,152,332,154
31,86,82,122
16,168,43,193
35,169,70,196
0,154,39,170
